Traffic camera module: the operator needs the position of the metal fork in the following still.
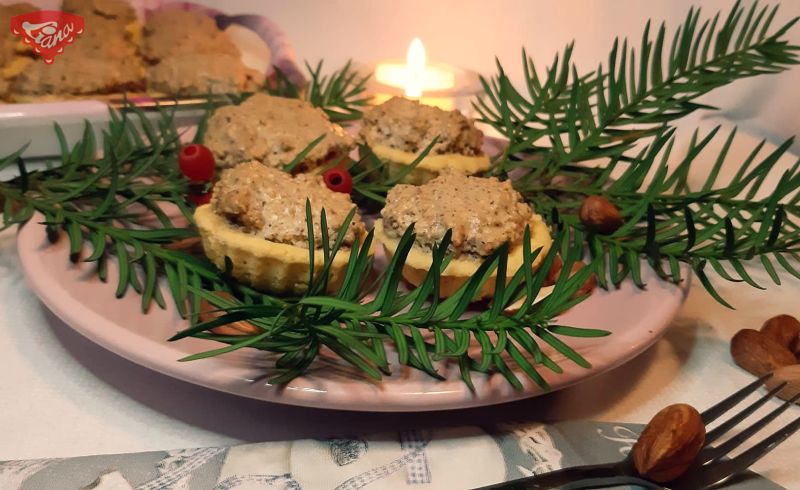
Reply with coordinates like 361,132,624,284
476,375,800,490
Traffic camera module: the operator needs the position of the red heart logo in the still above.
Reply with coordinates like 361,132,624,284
9,11,84,64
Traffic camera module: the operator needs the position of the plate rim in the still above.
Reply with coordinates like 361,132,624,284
16,219,690,412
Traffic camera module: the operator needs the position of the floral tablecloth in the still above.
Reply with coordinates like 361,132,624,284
0,421,782,489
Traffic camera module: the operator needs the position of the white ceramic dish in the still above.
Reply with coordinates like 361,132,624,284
17,218,689,412
0,0,301,159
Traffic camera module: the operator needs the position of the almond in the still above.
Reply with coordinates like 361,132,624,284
199,292,260,336
163,236,204,254
570,261,597,299
731,329,796,377
541,256,595,297
543,254,563,287
579,195,623,234
761,314,800,351
633,403,706,482
764,364,800,403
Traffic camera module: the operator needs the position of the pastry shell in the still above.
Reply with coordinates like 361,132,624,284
195,204,372,295
373,215,552,300
369,144,491,185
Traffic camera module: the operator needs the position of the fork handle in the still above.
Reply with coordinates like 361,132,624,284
474,462,633,489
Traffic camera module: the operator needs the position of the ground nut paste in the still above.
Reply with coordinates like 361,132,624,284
360,97,484,156
205,94,355,170
381,171,533,257
212,162,364,248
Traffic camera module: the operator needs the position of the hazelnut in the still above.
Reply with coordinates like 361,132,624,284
764,364,800,403
730,329,796,377
579,195,623,234
199,292,260,336
760,314,800,351
633,403,706,482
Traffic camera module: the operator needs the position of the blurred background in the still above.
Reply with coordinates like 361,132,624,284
9,0,800,147
180,0,800,148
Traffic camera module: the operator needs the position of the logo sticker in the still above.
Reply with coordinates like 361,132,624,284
9,10,84,64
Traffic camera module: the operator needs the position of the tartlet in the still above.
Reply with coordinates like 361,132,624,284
195,162,369,294
360,97,490,184
204,93,355,172
374,171,551,299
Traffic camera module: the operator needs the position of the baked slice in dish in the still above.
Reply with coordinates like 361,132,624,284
359,96,490,184
204,93,355,172
146,53,261,96
6,0,145,101
0,3,36,100
195,162,370,294
374,171,551,300
141,8,240,63
142,8,263,96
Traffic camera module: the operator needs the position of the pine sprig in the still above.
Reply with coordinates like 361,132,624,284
0,106,605,390
266,60,371,123
478,0,800,170
346,139,438,208
170,204,607,388
522,126,800,306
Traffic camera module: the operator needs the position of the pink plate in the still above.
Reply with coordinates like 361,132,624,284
17,221,688,412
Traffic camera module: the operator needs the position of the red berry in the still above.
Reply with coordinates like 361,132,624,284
179,144,215,182
189,192,212,206
323,166,353,194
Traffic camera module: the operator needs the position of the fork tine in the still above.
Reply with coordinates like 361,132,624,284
698,392,800,465
694,413,800,488
704,382,788,445
700,374,772,425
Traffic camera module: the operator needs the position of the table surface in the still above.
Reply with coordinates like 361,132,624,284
2,0,800,484
1,117,799,489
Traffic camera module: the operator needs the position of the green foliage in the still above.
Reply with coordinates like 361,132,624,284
0,106,603,390
344,139,438,208
171,205,607,388
477,0,800,170
266,60,371,123
520,126,800,307
475,0,800,307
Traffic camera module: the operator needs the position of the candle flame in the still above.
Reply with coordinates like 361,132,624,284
405,37,426,98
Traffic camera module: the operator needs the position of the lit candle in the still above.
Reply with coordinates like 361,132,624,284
375,38,456,97
369,38,477,111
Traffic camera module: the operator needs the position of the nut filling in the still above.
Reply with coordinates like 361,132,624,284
211,162,364,248
205,93,355,170
381,171,534,258
360,97,484,156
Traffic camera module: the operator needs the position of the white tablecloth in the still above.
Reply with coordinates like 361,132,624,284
1,118,799,489
2,1,800,487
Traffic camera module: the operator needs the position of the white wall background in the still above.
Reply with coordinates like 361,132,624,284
6,0,800,144
186,0,800,147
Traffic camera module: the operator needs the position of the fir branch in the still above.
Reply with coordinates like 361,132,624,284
266,60,372,123
171,205,607,388
0,106,604,390
524,126,800,306
346,139,438,209
478,0,800,171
